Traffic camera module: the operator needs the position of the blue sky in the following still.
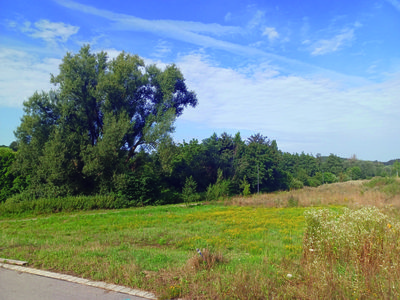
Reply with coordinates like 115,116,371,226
1,0,399,161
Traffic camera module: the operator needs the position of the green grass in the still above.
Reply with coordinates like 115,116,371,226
0,203,309,298
1,183,400,299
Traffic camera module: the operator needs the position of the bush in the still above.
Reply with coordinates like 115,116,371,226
206,180,231,201
239,176,251,196
363,177,400,197
289,178,303,190
363,176,395,188
323,172,338,184
206,169,231,201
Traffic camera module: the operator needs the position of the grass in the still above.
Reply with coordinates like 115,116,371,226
1,177,400,299
228,178,400,209
0,204,308,298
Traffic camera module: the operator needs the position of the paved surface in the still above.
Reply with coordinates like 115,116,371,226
0,264,156,300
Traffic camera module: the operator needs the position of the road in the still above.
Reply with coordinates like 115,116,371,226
0,267,154,300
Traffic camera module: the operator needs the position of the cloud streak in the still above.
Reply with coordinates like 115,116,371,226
54,0,370,88
311,28,355,55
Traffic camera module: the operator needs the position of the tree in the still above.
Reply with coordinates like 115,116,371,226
182,176,198,206
392,161,400,177
325,154,344,176
13,45,197,197
235,134,287,192
0,147,16,202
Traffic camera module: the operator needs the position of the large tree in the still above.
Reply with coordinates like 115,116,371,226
14,45,197,197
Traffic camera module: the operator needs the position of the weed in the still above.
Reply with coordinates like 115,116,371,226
186,248,227,271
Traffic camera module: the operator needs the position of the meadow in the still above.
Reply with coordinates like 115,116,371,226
1,178,400,299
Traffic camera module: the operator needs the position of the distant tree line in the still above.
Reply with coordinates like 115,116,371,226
0,45,399,206
1,134,398,205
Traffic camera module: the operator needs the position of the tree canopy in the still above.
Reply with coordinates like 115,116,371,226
13,45,197,197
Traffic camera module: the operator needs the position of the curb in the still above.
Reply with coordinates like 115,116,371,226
0,263,156,299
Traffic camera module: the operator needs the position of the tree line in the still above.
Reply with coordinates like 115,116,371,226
0,46,399,206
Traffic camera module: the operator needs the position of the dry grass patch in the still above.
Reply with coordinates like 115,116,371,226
226,178,400,209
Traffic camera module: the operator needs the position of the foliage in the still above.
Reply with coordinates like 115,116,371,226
0,147,17,202
182,176,198,206
13,45,197,198
239,176,251,196
289,178,303,190
363,176,400,197
206,169,231,200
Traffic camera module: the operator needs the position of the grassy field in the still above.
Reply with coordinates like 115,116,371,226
1,178,400,299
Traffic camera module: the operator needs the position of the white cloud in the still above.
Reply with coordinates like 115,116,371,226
311,28,355,55
10,19,79,45
176,54,400,159
55,0,370,88
0,48,60,107
262,27,279,42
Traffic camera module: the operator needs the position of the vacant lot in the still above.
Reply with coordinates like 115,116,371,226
1,179,400,299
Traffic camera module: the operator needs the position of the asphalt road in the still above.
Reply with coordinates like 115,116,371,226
0,267,152,300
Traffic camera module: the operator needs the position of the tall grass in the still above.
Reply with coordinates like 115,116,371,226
0,194,124,217
298,207,400,298
227,177,400,209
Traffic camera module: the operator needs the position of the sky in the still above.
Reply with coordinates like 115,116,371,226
0,0,399,161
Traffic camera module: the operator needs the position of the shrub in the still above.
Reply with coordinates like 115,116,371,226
239,176,251,196
363,176,400,197
289,178,303,190
363,176,395,188
182,176,199,206
206,169,231,201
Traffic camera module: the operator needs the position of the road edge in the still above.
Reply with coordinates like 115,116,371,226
0,263,156,299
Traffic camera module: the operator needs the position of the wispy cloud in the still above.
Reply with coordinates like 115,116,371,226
54,0,369,87
8,19,79,45
247,10,265,30
55,0,242,37
0,48,60,107
386,0,400,11
311,28,355,55
152,40,172,58
262,27,279,42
